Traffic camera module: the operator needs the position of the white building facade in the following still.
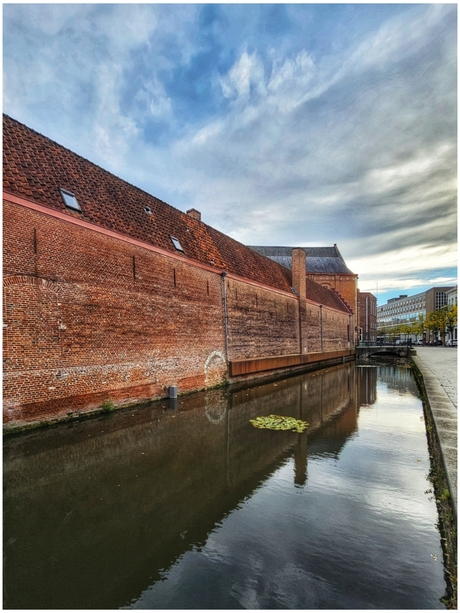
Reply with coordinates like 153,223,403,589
377,286,455,343
446,286,457,345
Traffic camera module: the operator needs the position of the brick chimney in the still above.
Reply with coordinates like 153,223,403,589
292,248,308,355
186,208,201,221
291,248,306,299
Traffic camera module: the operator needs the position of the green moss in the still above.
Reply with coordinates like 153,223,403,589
101,399,115,413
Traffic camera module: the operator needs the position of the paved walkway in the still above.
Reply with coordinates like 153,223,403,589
412,347,457,518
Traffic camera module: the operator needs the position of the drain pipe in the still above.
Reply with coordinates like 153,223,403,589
168,385,178,410
168,386,178,399
221,272,229,366
320,305,323,352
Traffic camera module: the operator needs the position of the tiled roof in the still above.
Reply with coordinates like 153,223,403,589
306,279,351,312
248,245,355,275
3,114,293,293
3,114,351,314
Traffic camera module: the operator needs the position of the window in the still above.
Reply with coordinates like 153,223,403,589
170,236,184,252
59,188,81,211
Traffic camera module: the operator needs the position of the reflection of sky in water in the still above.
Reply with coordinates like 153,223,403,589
4,365,446,610
130,374,444,610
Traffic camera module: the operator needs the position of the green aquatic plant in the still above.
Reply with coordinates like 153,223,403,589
249,414,308,433
101,399,115,413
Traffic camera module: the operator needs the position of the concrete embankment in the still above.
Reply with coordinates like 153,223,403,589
411,346,457,608
412,347,457,516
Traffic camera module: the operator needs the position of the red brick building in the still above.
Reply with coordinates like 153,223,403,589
358,292,377,343
3,115,355,430
250,245,359,343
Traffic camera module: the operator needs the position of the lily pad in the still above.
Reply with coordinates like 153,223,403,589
249,414,308,433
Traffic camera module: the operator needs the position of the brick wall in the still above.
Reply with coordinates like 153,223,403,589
3,199,353,428
226,278,300,359
3,200,227,425
305,302,351,352
306,272,358,342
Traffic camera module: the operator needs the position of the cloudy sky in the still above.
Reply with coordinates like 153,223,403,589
3,3,457,304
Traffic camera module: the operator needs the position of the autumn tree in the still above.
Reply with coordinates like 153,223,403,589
425,306,456,344
410,315,425,341
444,305,457,341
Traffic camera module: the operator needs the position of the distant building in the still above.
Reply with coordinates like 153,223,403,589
446,286,457,344
249,245,359,343
358,292,377,343
446,286,457,307
377,286,455,342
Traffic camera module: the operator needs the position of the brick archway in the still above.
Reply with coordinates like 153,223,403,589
3,275,63,294
204,350,227,387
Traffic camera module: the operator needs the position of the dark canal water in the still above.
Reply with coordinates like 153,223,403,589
3,363,447,609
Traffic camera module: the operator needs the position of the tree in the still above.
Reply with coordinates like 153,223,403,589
444,305,457,341
425,306,457,344
400,322,413,338
410,315,425,341
425,310,444,342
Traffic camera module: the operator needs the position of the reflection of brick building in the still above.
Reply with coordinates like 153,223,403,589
3,363,358,609
358,292,377,342
3,115,355,429
356,365,377,407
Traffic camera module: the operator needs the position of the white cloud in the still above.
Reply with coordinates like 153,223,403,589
3,4,456,295
90,63,140,166
266,50,316,113
359,275,457,296
190,120,224,147
98,5,156,56
350,243,457,276
132,76,172,120
363,143,456,197
9,4,91,37
329,4,451,85
348,243,457,296
220,50,266,101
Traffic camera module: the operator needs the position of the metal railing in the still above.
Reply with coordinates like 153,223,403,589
357,340,414,347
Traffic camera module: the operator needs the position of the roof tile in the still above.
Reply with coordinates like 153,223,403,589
3,114,350,314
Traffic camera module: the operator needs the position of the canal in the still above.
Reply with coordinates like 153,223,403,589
3,363,447,609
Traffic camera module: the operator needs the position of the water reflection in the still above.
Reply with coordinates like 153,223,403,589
378,364,420,395
3,363,445,609
357,365,377,407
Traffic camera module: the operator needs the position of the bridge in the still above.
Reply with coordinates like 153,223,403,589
356,343,416,361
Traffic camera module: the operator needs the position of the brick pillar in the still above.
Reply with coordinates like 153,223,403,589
292,248,308,354
292,248,306,299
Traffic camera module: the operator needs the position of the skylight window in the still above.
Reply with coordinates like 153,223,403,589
170,236,184,252
144,206,152,214
59,188,81,212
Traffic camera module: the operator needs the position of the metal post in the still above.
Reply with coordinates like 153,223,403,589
221,272,229,365
320,305,323,352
